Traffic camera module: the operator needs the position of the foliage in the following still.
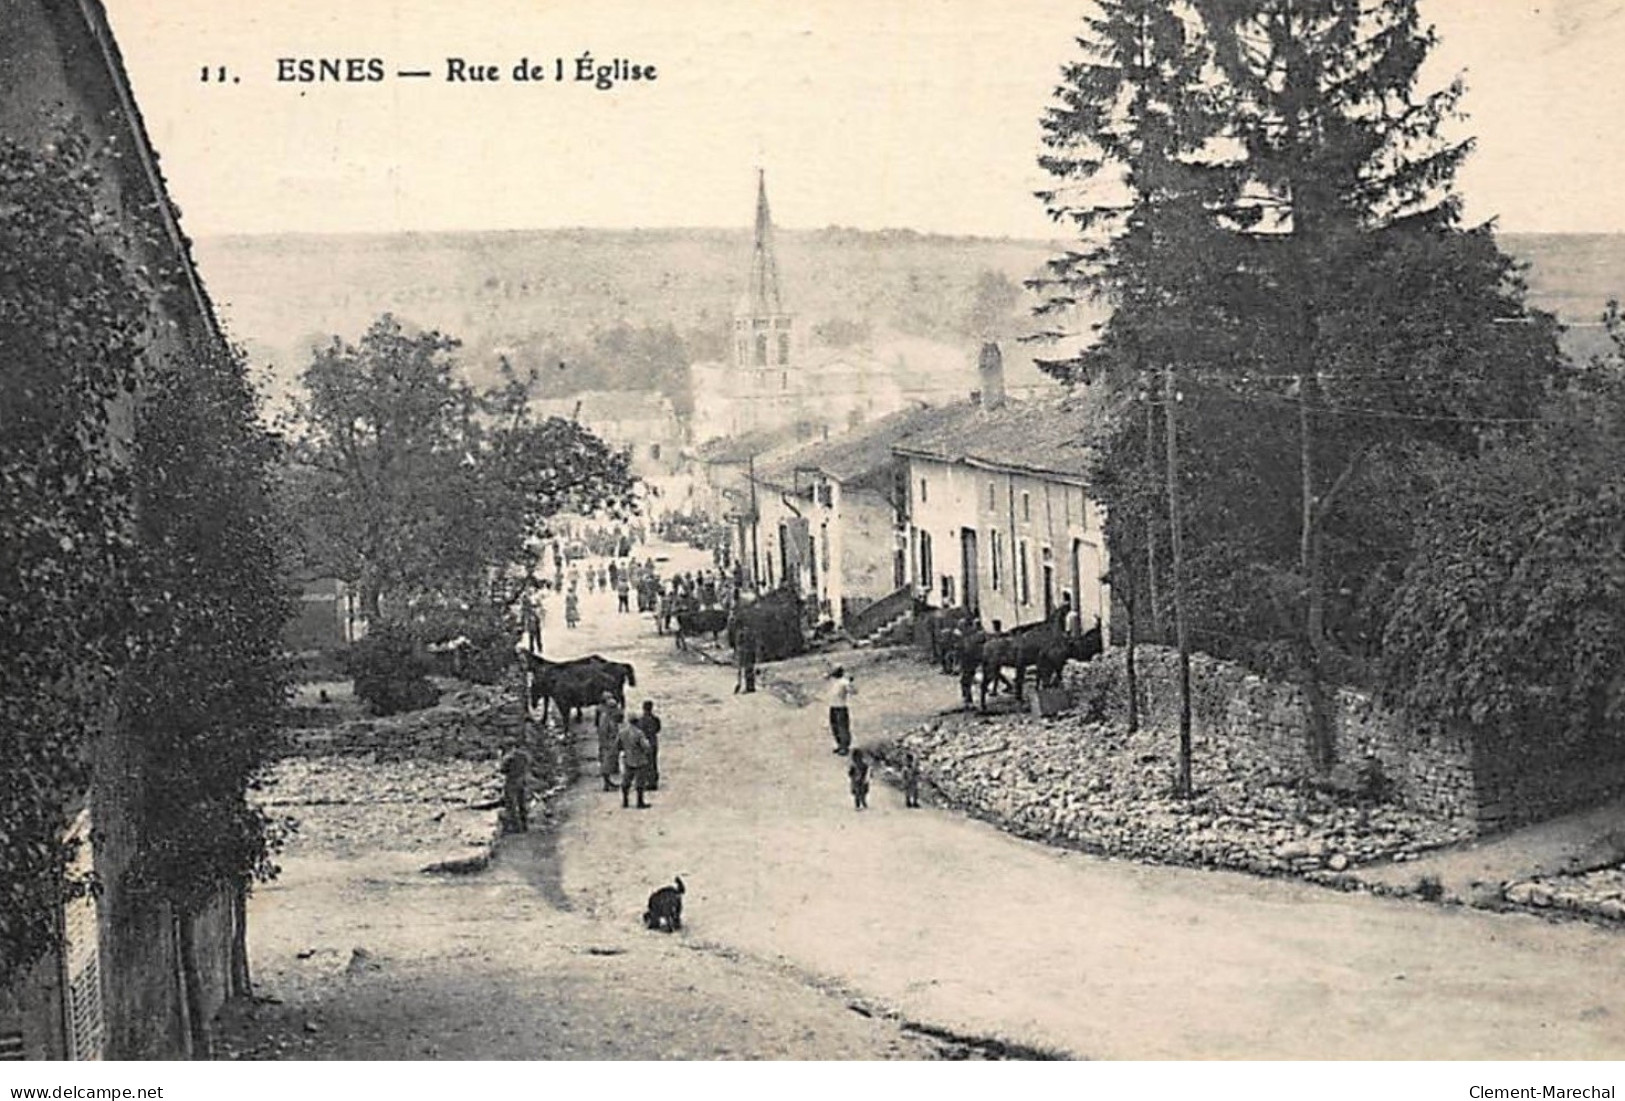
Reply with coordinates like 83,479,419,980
122,340,293,913
484,321,698,418
407,597,517,686
349,622,441,716
1037,0,1565,752
2,124,291,978
962,269,1023,342
811,316,873,349
282,315,636,619
1380,336,1625,736
0,128,147,980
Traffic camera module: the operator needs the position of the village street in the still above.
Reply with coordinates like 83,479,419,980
230,548,1625,1061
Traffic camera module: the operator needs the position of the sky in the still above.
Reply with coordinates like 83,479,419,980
103,0,1625,239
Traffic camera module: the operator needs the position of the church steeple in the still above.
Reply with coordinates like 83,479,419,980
748,169,784,317
734,170,795,369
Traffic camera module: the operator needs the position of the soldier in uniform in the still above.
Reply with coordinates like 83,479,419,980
735,621,758,694
500,742,534,832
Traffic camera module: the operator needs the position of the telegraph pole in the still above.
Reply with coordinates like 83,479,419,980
1163,363,1192,799
747,452,761,591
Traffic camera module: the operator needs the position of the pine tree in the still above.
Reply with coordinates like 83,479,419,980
1193,0,1562,767
1038,0,1565,773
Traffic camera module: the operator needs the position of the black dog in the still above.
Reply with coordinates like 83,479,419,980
642,876,685,932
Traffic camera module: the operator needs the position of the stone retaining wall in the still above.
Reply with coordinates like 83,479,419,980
1063,645,1625,833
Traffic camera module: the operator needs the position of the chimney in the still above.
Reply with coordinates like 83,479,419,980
978,342,1005,409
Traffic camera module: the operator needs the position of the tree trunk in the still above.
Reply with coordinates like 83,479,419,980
175,907,210,1058
1144,399,1165,642
1124,585,1139,734
229,879,251,997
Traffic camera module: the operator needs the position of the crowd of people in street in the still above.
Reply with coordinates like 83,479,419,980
499,516,936,838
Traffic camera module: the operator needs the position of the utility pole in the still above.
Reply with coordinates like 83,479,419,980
1163,363,1192,799
747,452,761,592
1145,377,1164,642
1297,371,1333,771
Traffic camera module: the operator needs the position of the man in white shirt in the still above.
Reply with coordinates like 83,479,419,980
827,666,855,756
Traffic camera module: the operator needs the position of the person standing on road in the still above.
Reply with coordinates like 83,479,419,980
565,588,581,630
827,666,854,755
902,751,921,809
616,574,631,614
617,716,652,809
735,622,758,694
632,700,662,791
848,748,870,810
501,742,534,832
596,692,623,792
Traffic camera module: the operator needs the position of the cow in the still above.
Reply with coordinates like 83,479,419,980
674,607,730,650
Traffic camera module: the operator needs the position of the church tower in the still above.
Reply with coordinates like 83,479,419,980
733,170,795,369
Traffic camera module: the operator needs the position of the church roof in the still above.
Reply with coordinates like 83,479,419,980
743,169,786,319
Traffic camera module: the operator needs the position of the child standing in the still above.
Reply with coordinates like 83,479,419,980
902,751,921,808
848,748,871,811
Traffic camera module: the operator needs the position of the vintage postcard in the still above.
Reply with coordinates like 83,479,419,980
3,0,1625,1089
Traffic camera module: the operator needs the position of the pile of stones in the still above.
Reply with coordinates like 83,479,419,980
877,709,1473,883
1500,865,1625,922
282,681,529,762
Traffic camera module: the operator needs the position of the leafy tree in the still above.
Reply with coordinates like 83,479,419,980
2,124,292,1009
1381,303,1625,743
122,338,292,1041
283,315,636,620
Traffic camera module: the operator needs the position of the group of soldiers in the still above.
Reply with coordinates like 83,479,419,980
595,694,664,809
500,692,667,828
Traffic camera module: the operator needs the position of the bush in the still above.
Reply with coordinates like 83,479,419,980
409,601,516,685
349,622,440,716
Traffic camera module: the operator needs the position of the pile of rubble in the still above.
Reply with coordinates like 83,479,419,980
265,677,573,861
1500,865,1625,922
281,681,528,762
878,710,1474,885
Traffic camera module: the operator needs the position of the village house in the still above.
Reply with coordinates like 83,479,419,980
744,405,963,627
893,345,1112,639
1,0,248,1060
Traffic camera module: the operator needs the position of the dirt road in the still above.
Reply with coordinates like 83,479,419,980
237,547,1625,1060
550,558,1625,1060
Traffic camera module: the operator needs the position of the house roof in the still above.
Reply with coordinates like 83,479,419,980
692,423,811,464
892,387,1114,483
756,403,965,487
532,389,677,425
71,1,224,347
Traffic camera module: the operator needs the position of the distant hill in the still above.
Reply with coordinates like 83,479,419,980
194,227,1070,405
193,227,1625,405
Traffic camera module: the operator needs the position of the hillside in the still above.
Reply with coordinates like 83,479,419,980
193,227,1074,404
193,228,1625,405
